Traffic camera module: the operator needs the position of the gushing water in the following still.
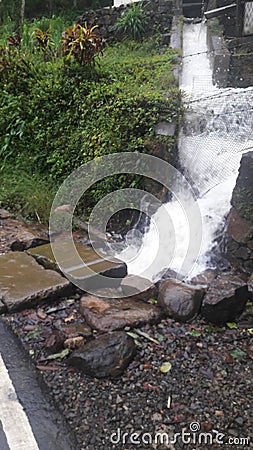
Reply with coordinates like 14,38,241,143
116,21,253,281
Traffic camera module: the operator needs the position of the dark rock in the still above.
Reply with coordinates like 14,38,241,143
68,331,137,378
120,275,158,300
248,275,253,300
227,208,253,244
243,259,253,273
157,278,205,322
237,302,253,327
0,299,6,314
154,121,176,136
190,269,217,286
79,295,163,332
233,246,251,260
226,239,239,253
10,228,49,251
201,273,249,324
235,417,244,426
247,240,253,250
157,268,181,283
44,330,65,353
231,151,253,222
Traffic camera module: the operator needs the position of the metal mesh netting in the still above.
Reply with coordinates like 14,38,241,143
244,2,253,35
180,22,253,198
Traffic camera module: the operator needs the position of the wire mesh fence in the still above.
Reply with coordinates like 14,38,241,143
244,1,253,35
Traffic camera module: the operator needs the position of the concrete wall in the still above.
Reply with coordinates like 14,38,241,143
206,18,253,88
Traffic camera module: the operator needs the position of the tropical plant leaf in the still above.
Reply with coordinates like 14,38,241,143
226,322,238,329
230,349,247,359
44,348,71,360
134,329,160,345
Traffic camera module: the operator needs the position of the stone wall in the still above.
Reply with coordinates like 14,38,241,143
228,53,253,88
77,0,173,41
226,151,253,274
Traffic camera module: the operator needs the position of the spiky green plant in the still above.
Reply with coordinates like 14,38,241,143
114,2,148,41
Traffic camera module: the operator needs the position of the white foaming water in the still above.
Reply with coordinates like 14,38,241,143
116,21,253,281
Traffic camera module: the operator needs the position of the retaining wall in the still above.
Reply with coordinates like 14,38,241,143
77,0,173,41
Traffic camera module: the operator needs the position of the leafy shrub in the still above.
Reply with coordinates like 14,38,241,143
0,170,55,222
62,23,103,65
114,2,148,41
0,30,181,222
33,27,52,51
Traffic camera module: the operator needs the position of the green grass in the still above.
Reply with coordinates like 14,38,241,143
0,171,55,222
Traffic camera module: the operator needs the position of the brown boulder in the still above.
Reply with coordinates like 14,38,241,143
80,295,163,332
158,278,205,322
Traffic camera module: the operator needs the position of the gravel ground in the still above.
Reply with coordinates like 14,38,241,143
0,218,252,450
2,297,253,450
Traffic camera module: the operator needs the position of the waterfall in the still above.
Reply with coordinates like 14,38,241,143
115,21,253,281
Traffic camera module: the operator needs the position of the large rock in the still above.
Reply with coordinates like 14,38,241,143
10,226,49,251
80,295,162,332
227,209,253,244
225,152,253,275
0,252,72,312
157,278,205,322
231,151,253,222
201,273,249,324
28,242,127,290
68,331,137,378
